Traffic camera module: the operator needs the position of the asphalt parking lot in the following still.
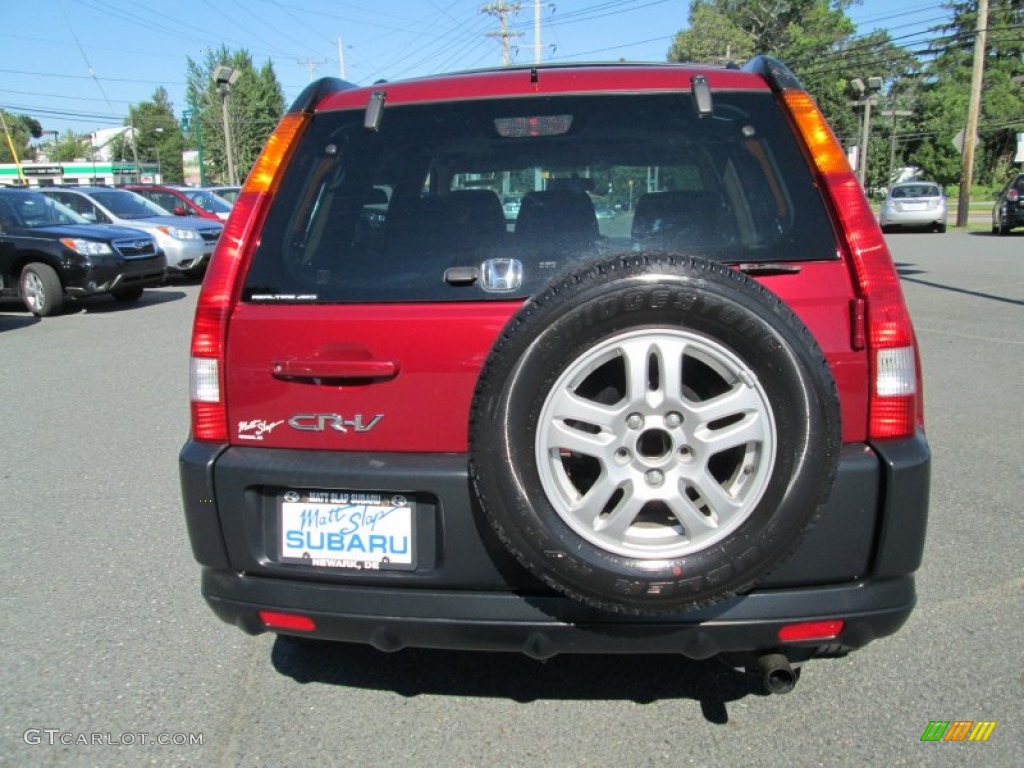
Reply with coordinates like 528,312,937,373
1,229,1021,767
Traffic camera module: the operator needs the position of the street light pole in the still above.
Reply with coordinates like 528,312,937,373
213,66,241,186
220,91,236,185
859,95,873,186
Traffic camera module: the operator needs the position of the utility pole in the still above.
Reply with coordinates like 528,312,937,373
127,115,143,182
533,0,541,64
298,57,328,83
527,1,556,64
956,0,988,228
481,1,522,66
848,77,883,188
881,109,913,186
338,37,346,79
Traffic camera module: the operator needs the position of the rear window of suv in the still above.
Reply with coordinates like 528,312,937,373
243,91,837,303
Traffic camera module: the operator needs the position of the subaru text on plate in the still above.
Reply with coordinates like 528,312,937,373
180,57,930,695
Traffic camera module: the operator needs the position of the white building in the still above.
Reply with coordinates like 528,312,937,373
89,126,136,161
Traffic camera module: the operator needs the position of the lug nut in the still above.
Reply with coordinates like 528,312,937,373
626,413,644,430
645,469,665,487
665,412,682,428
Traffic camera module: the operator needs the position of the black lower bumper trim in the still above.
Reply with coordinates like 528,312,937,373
202,569,915,659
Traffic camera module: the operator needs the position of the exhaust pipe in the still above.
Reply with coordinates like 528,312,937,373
756,653,797,695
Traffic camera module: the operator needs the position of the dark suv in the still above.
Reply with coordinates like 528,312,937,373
180,58,929,694
992,173,1024,235
0,188,165,316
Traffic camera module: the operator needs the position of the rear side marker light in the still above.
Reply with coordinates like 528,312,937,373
259,611,316,632
778,620,844,643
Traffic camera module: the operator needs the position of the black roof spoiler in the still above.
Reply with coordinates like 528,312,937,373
287,77,359,115
742,56,803,92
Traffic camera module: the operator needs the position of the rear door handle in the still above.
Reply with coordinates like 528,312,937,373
271,359,399,383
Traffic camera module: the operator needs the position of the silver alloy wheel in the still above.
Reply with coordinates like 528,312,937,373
21,270,45,313
535,329,777,560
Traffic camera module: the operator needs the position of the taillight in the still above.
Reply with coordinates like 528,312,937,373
1007,188,1019,202
781,90,920,440
189,112,310,442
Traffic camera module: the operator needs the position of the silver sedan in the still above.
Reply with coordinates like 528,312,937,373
879,181,947,233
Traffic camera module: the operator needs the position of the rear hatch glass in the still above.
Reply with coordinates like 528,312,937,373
891,184,941,199
244,91,837,303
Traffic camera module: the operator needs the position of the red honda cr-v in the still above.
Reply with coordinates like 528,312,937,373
180,56,929,694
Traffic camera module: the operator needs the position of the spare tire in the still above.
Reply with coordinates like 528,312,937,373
470,253,841,615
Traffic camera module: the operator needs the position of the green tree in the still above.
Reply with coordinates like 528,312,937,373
51,129,91,162
667,1,920,190
0,110,43,163
184,46,285,184
668,2,754,64
109,88,187,183
907,0,1024,188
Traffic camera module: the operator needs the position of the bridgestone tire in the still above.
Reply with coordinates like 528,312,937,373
470,254,841,615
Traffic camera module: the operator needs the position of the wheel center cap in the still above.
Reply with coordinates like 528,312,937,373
636,428,672,461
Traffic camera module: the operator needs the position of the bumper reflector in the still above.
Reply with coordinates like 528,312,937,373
778,620,844,642
259,611,316,632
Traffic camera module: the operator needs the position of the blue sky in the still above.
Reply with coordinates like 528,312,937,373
0,0,951,137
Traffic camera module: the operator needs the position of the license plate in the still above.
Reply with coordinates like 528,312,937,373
902,202,925,210
279,489,415,570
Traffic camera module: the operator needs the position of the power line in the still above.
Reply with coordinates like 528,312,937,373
58,0,116,117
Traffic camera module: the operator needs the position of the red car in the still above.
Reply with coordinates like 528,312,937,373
180,57,929,694
124,184,232,221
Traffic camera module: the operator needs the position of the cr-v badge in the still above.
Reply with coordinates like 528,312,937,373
288,413,384,433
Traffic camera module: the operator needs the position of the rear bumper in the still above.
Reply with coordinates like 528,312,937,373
879,209,945,228
996,205,1024,229
181,434,929,657
203,569,915,659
